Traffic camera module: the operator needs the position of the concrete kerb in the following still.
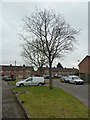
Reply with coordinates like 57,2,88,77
12,90,30,120
7,82,49,119
8,81,30,119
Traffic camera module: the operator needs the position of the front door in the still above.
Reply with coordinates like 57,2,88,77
25,78,33,86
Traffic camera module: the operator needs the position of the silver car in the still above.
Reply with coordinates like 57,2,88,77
69,75,84,85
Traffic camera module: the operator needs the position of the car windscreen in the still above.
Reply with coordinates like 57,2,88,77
25,77,31,80
25,77,33,81
73,77,80,79
63,77,69,79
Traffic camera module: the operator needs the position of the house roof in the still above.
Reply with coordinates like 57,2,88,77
78,55,90,66
51,67,78,72
0,65,34,71
38,67,78,72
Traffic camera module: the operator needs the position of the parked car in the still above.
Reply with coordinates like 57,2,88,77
52,76,59,79
3,75,16,81
44,76,50,79
60,76,72,83
69,75,84,85
58,74,63,78
16,77,45,87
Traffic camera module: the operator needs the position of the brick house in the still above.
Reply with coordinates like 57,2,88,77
37,66,79,77
1,64,79,79
78,55,90,83
0,64,34,79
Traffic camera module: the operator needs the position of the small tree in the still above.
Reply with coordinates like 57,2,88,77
57,62,63,68
21,8,79,89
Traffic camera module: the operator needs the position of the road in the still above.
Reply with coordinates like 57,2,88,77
53,80,88,107
2,80,27,119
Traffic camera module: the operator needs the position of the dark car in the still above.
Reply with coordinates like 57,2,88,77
60,76,71,83
52,76,59,79
44,76,50,79
3,75,16,81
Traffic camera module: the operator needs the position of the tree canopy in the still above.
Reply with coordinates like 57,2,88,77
20,8,79,89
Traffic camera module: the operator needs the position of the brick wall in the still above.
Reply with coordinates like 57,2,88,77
79,56,90,74
79,56,90,83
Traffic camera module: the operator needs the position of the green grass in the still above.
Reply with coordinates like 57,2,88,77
12,86,88,118
8,80,20,86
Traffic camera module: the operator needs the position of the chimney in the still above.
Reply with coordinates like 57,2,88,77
23,64,25,67
10,64,12,66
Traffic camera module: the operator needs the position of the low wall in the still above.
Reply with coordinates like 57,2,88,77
79,73,90,84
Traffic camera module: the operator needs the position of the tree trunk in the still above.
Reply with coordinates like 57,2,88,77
39,67,43,77
49,62,53,89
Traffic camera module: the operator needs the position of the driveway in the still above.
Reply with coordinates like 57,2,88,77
2,80,27,119
53,80,88,107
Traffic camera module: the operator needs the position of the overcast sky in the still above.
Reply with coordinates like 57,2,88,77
0,0,89,68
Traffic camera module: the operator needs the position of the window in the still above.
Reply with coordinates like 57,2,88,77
26,78,33,81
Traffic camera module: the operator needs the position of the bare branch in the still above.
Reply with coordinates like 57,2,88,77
20,8,80,89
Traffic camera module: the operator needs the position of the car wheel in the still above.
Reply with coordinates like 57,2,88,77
69,81,71,84
19,84,24,87
38,83,42,86
75,82,77,85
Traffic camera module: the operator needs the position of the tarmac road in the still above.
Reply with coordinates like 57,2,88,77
53,80,88,107
2,80,27,119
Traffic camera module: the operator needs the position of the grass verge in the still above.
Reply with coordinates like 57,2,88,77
9,83,88,118
8,80,20,86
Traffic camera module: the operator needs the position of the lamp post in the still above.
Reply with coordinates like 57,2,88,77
78,60,80,77
15,61,16,66
23,64,26,79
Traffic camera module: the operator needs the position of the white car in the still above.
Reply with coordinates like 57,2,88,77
16,77,45,87
69,75,84,85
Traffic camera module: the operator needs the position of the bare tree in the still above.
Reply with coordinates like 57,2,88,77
21,8,79,89
21,40,48,76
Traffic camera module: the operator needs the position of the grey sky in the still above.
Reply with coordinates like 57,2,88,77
1,1,88,68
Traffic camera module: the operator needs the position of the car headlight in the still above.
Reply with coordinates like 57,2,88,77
16,83,19,86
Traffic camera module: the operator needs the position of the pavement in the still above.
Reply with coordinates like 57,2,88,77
53,79,88,107
0,80,2,120
2,80,28,119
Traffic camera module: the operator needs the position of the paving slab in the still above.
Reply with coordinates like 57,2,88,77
2,80,27,119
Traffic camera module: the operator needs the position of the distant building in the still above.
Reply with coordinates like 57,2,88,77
0,64,79,79
37,66,78,77
0,64,34,79
78,55,90,83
